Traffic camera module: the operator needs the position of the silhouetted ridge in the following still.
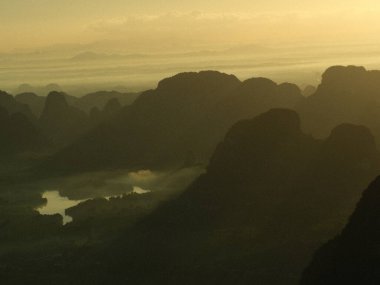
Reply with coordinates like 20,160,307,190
297,65,380,143
342,177,380,242
239,77,302,104
89,106,101,122
323,123,377,164
322,65,367,84
240,77,277,93
278,82,303,98
0,106,47,156
239,79,301,99
0,90,35,121
317,65,377,99
41,91,69,114
87,98,124,125
103,98,121,115
74,90,139,113
300,176,380,284
208,109,304,178
40,71,303,175
228,108,301,136
15,92,45,117
39,91,89,146
222,77,303,128
302,85,316,97
156,71,240,94
100,109,379,285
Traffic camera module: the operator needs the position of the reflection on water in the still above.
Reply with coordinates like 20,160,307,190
36,191,85,225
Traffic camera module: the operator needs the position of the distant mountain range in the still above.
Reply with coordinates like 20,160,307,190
5,65,380,175
40,70,303,175
0,89,139,167
68,45,271,62
1,65,380,284
37,65,380,176
14,90,139,116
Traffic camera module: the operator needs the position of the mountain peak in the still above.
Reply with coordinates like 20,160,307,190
39,91,89,146
240,77,277,94
321,65,367,84
44,91,69,110
156,70,240,93
103,98,122,115
208,109,305,176
327,123,375,145
226,108,302,139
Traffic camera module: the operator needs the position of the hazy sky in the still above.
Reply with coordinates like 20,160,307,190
1,1,380,52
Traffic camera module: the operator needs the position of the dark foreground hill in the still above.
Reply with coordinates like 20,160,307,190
40,71,303,175
300,176,380,285
1,109,379,285
87,109,379,285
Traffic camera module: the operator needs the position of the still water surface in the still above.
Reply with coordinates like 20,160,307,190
36,191,84,225
36,186,150,225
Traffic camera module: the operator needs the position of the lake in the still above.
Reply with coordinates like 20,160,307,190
36,186,150,225
36,191,85,225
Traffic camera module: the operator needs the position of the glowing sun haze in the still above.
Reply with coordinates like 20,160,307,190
0,0,379,52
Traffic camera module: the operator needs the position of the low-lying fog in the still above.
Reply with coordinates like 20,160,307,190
34,166,205,225
3,43,380,95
